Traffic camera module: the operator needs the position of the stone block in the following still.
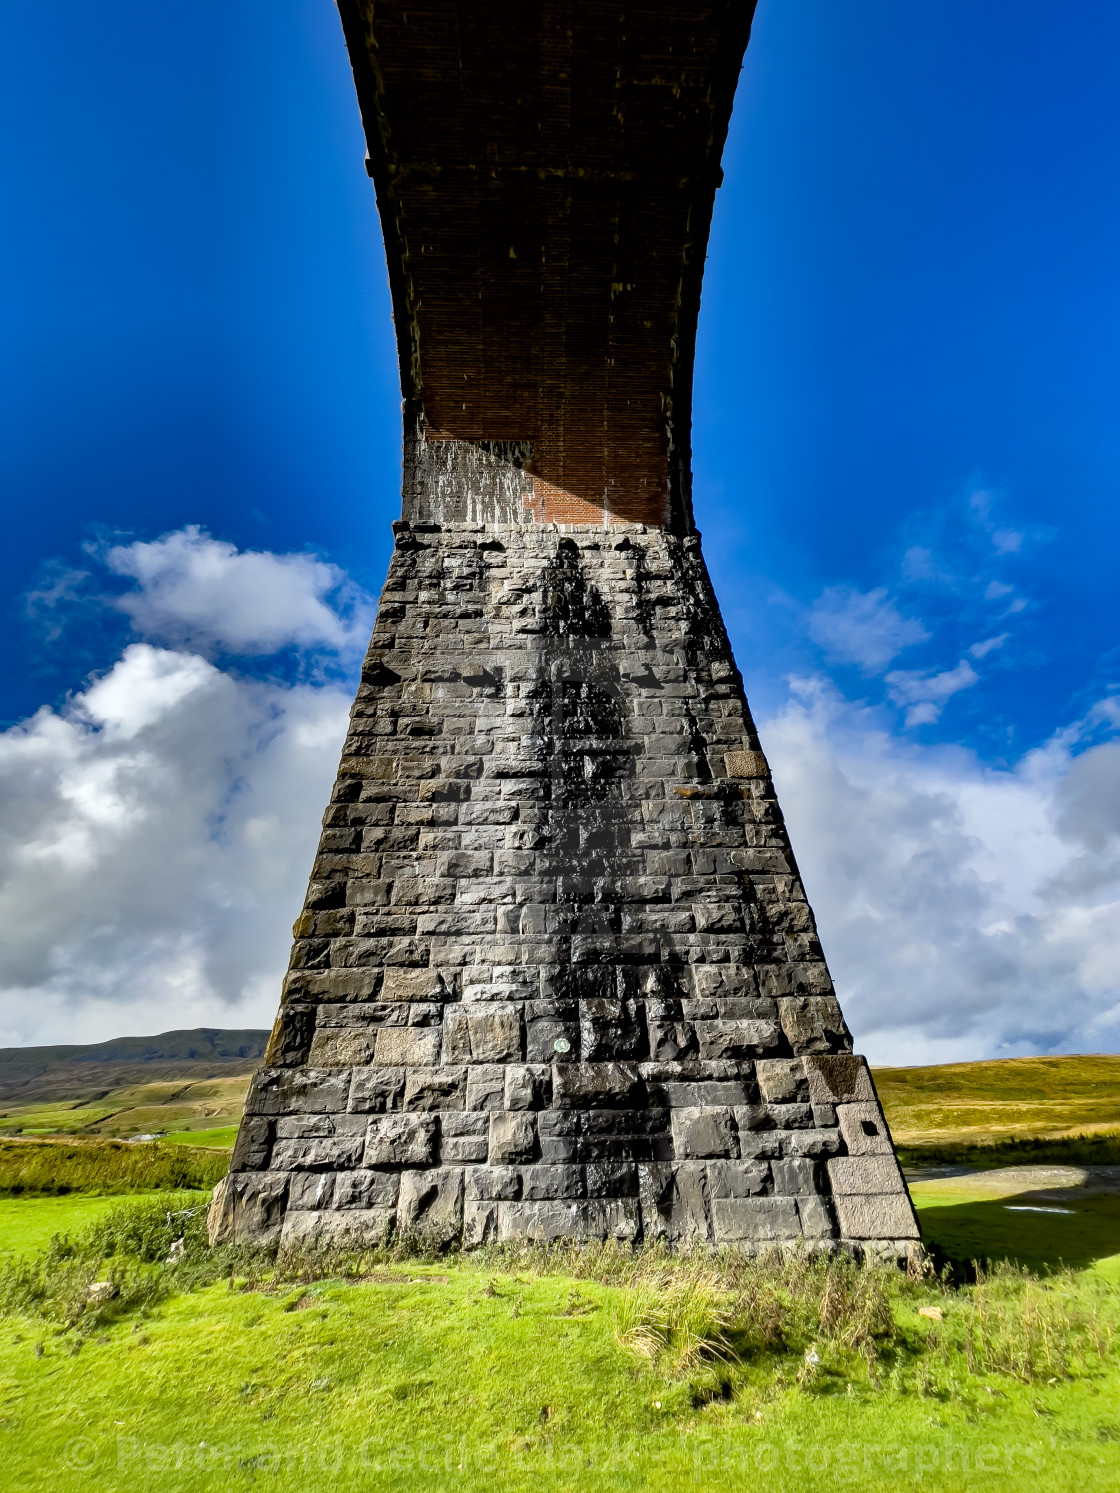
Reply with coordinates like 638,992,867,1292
670,1107,737,1159
695,1019,778,1060
404,1067,466,1110
365,1113,438,1167
769,1158,817,1194
779,1128,843,1159
444,1007,523,1063
333,1169,401,1210
525,1012,580,1063
778,996,851,1054
496,1199,639,1243
723,749,768,779
207,1172,288,1247
466,1166,522,1201
308,1029,376,1066
552,1062,643,1109
271,1134,365,1172
264,1005,315,1067
755,1059,810,1103
489,1111,537,1163
584,1161,638,1197
398,1167,464,1244
348,1067,405,1113
245,1068,351,1117
463,1200,498,1247
521,1164,584,1200
315,1001,406,1027
796,1195,837,1240
281,1207,393,1249
827,1154,907,1196
504,1064,550,1110
440,1111,489,1138
833,1192,920,1241
647,1021,698,1061
441,1132,489,1163
465,1064,506,1110
707,1160,770,1198
766,1102,814,1130
638,1161,711,1243
579,999,645,1061
287,1172,335,1210
229,1116,273,1173
834,1100,891,1153
274,1113,366,1140
385,967,450,1003
374,1027,442,1067
711,1196,801,1245
283,968,381,1002
408,1002,444,1026
802,1054,874,1105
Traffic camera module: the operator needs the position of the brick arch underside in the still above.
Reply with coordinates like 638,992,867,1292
338,0,758,530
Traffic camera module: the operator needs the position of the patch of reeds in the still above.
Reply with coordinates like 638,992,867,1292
0,1138,228,1196
897,1131,1120,1170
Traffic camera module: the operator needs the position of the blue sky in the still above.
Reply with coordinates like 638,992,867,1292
1,2,1117,1057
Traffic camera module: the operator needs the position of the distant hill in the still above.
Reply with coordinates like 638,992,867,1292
0,1027,269,1105
874,1053,1120,1148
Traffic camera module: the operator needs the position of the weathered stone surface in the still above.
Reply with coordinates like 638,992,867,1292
398,1167,464,1243
208,1172,288,1247
365,1114,437,1167
280,1207,393,1248
670,1107,737,1160
497,1199,639,1242
827,1154,908,1197
711,1197,801,1245
832,1193,921,1241
488,1112,537,1165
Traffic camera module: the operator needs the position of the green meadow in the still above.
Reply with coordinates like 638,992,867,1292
0,1054,1118,1491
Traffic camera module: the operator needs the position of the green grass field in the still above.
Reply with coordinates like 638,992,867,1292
0,1075,251,1142
0,1172,1118,1493
1,1054,1119,1492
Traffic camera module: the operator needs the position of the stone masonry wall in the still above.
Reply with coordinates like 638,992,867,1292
210,519,919,1258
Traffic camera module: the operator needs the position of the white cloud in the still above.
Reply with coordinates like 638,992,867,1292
984,581,1013,600
103,526,371,658
969,633,1009,660
761,678,1120,1063
0,530,364,1047
885,659,979,727
0,644,350,1046
806,586,929,672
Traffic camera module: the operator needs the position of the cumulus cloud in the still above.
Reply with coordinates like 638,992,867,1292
806,586,929,672
0,531,363,1047
761,679,1120,1063
103,525,371,658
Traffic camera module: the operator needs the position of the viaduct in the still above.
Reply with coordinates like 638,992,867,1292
212,0,919,1258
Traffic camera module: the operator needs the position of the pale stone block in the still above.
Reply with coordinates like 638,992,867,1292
833,1192,920,1241
836,1102,894,1156
374,1027,442,1067
364,1113,437,1167
827,1153,907,1196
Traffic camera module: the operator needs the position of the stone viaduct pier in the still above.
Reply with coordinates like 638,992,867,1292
211,0,920,1259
